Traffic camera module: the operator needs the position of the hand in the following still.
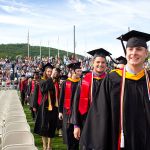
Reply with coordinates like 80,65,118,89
33,108,37,112
59,112,63,120
35,81,39,85
74,127,80,140
51,68,56,79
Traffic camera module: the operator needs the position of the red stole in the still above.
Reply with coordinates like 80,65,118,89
54,82,60,103
20,81,23,92
78,72,106,115
37,85,42,105
37,87,53,107
64,80,72,114
78,72,92,115
20,80,26,92
31,80,35,94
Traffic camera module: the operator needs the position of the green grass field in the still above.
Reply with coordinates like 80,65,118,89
23,105,67,150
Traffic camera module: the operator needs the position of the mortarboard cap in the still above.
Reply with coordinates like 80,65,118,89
87,48,112,59
116,56,127,65
67,62,81,70
60,75,68,80
33,71,40,75
55,68,61,73
117,30,150,49
42,63,53,72
82,70,90,75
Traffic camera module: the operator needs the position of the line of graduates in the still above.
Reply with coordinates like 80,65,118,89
20,29,150,150
80,30,150,150
58,49,113,150
58,29,150,150
25,51,110,150
20,64,61,150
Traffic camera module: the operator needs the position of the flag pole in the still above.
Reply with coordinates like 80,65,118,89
48,41,50,58
40,41,41,59
58,36,60,58
27,29,30,58
73,25,76,59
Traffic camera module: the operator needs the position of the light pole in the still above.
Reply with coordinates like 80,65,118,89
73,25,76,59
40,41,41,59
27,29,30,58
48,41,50,58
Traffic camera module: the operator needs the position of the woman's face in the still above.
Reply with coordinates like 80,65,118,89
75,69,82,78
45,68,53,78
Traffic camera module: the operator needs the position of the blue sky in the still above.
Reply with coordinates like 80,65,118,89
0,0,150,58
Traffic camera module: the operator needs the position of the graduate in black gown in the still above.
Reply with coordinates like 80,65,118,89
34,63,58,150
72,48,111,141
57,75,68,137
59,62,82,150
80,30,150,150
27,71,40,120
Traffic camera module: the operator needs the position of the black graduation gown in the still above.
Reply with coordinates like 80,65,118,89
72,77,103,128
80,71,150,150
34,78,58,138
26,80,33,107
32,83,39,110
59,79,79,146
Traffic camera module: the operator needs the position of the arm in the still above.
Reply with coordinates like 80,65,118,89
80,75,111,149
71,81,81,126
58,81,66,113
32,83,39,110
40,78,55,94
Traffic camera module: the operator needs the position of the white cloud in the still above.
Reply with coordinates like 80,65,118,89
0,0,150,57
0,15,29,25
68,0,86,13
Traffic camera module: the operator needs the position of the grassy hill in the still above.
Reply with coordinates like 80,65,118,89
0,43,83,59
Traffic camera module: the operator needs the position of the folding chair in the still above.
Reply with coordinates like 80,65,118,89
4,116,27,126
4,111,25,119
2,131,35,148
2,144,38,150
3,122,30,135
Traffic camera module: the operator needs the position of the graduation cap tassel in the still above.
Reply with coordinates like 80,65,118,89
145,69,150,101
109,55,118,64
120,130,125,148
120,36,126,56
119,67,126,149
90,72,93,103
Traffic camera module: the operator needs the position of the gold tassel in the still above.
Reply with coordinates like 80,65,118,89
120,130,124,148
55,98,58,107
48,91,52,111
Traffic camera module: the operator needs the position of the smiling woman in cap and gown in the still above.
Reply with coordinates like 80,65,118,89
33,63,58,150
80,30,150,150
